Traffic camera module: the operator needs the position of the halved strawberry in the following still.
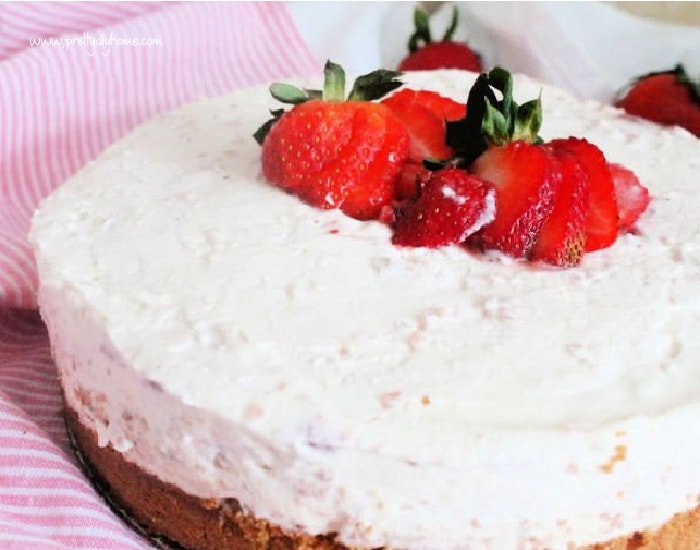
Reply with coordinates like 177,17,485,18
256,61,409,221
529,146,590,267
551,138,618,252
608,162,651,231
393,169,495,248
471,141,558,257
382,89,466,162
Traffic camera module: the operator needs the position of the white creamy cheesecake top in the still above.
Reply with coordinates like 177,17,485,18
31,70,700,550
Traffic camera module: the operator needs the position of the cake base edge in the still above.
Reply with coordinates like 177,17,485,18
64,404,700,550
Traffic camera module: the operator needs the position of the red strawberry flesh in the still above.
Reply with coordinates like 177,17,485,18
550,138,618,252
261,100,410,220
529,146,590,267
399,41,482,73
382,89,466,162
616,67,700,138
608,162,651,231
393,169,495,248
470,141,557,257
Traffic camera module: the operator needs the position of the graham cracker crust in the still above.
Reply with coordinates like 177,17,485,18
64,405,700,550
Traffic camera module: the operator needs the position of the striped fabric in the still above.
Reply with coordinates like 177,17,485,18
0,2,318,547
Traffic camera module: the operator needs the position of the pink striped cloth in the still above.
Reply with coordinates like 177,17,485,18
0,2,318,547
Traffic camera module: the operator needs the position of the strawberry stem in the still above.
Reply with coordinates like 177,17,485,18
446,66,543,165
408,9,432,53
441,6,459,42
322,61,346,101
348,70,403,101
673,64,700,104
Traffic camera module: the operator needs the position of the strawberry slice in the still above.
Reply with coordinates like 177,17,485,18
393,169,495,248
395,161,431,202
550,138,618,252
608,162,651,231
382,89,466,162
470,141,558,257
385,89,467,121
529,146,590,267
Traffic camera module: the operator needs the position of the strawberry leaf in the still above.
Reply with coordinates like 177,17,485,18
513,97,543,143
482,102,510,146
408,9,433,52
441,6,459,42
348,70,403,101
253,109,285,145
674,64,700,104
446,66,543,164
446,72,496,165
270,83,312,105
322,60,346,101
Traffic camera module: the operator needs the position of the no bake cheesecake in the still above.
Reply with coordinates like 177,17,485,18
30,70,700,549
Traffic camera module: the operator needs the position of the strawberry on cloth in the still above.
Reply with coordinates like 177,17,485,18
398,6,483,72
615,65,700,138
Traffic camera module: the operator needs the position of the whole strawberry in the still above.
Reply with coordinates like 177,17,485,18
398,7,482,73
616,65,700,138
255,61,410,220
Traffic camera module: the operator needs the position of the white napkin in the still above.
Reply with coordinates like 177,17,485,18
289,1,700,103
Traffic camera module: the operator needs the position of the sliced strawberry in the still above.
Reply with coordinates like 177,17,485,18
550,138,618,252
416,91,466,121
608,162,650,231
382,89,466,162
383,89,466,121
470,141,558,257
392,169,495,248
396,161,431,202
529,146,589,267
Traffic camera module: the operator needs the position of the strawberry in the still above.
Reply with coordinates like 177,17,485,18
398,7,483,73
616,65,700,138
470,142,558,257
395,161,431,201
392,89,467,121
382,89,466,161
446,68,558,258
392,169,495,248
608,162,651,231
551,138,618,252
255,61,410,220
529,146,590,267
